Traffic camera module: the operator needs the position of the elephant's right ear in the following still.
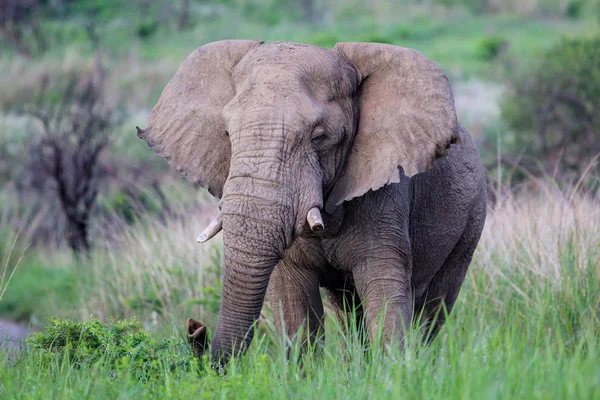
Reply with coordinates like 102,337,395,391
137,40,263,198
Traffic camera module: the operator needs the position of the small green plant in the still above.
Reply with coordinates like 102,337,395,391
27,318,198,382
476,35,508,61
566,0,585,18
136,20,160,40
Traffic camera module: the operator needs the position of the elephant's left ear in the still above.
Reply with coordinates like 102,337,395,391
326,42,457,213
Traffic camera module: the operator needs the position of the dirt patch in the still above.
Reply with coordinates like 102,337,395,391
0,319,34,349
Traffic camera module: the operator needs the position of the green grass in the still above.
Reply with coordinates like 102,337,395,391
0,251,79,322
0,182,598,398
1,266,598,399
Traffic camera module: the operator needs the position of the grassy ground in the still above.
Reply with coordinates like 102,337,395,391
1,181,598,399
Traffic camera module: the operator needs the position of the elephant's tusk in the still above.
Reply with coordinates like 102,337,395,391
197,211,223,243
307,207,324,231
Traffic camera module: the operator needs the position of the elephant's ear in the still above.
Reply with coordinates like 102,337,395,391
326,42,457,212
137,40,263,198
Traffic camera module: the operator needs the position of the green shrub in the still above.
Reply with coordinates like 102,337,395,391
566,0,585,18
476,35,508,61
28,318,198,382
136,20,160,40
501,35,600,176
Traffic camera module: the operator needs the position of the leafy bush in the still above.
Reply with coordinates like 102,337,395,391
501,35,600,176
476,35,508,61
28,318,198,382
566,0,585,18
136,20,160,39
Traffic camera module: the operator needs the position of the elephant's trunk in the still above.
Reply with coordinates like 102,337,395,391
208,113,323,363
211,190,290,363
210,124,299,362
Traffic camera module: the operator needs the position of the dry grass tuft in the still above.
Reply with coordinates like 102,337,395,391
468,180,599,318
80,204,222,330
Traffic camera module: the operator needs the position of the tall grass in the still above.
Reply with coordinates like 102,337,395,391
1,179,598,398
0,210,28,305
76,178,600,333
470,180,599,306
79,207,223,331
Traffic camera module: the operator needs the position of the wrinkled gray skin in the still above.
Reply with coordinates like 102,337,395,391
138,40,486,364
268,125,486,347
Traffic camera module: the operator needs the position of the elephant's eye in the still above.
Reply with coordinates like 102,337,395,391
312,131,327,147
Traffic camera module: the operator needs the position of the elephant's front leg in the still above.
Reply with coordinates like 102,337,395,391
267,259,324,348
335,182,413,347
353,243,413,346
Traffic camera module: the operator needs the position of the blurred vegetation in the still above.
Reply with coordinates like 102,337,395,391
0,257,77,322
476,35,508,61
501,35,600,178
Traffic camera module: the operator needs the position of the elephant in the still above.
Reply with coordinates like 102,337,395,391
137,40,487,364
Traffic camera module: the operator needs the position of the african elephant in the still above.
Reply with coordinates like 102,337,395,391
137,40,487,364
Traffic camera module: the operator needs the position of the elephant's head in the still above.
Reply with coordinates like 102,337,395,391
138,40,457,363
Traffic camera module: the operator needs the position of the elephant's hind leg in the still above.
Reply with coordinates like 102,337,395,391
414,213,485,343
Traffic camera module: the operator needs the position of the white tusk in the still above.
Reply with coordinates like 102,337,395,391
307,207,324,231
197,211,223,243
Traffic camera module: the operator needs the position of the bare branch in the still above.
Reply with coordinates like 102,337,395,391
19,67,119,255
